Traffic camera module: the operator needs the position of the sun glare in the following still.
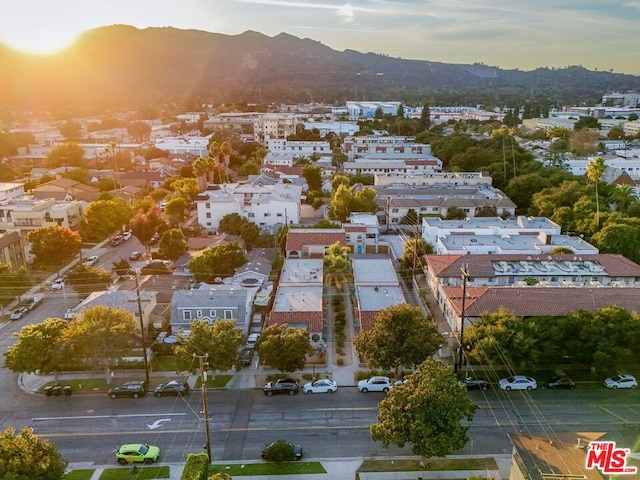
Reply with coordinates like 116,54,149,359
0,29,80,55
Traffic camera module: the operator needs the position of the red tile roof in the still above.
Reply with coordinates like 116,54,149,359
268,311,324,333
285,230,347,251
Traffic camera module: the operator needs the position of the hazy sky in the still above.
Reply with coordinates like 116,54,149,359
2,0,639,74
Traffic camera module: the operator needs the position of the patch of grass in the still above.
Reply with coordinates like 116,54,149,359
64,469,94,480
43,378,110,393
99,465,170,479
357,457,498,473
151,355,178,372
194,374,232,388
209,461,326,476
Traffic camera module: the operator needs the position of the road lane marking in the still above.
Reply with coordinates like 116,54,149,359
599,406,631,423
32,413,186,421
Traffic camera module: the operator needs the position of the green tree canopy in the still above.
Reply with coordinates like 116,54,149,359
62,305,138,383
158,227,187,260
82,197,134,242
323,241,352,289
401,238,433,273
0,263,31,307
164,196,189,226
302,164,322,191
175,319,244,373
354,304,442,374
27,225,82,269
65,264,113,298
45,142,85,168
4,318,69,375
130,205,168,253
187,241,247,282
0,426,68,479
256,324,314,373
370,358,477,461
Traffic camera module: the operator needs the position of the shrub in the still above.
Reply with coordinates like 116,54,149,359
262,440,296,463
337,358,344,366
181,452,209,480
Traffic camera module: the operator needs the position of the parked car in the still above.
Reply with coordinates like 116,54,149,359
149,232,161,245
122,230,132,241
303,379,338,394
83,255,99,267
246,333,261,349
240,348,254,366
10,306,29,320
129,251,142,261
261,441,303,461
263,378,300,396
499,375,537,391
545,375,575,389
458,377,491,391
51,278,65,290
115,443,160,465
603,374,637,389
357,376,392,393
63,309,74,320
26,296,43,310
107,381,148,399
153,380,189,397
141,260,174,275
111,235,124,246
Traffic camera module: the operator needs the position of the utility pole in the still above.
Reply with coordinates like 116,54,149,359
194,353,212,462
455,264,469,374
134,276,150,386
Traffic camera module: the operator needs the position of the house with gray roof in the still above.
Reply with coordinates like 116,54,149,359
73,290,157,330
169,285,252,334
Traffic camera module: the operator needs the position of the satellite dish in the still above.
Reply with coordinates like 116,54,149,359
214,277,222,283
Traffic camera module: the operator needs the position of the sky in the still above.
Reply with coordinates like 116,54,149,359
2,0,640,75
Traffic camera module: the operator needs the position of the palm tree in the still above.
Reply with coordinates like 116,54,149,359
219,141,233,182
612,184,635,213
586,157,606,227
323,242,351,290
192,157,209,191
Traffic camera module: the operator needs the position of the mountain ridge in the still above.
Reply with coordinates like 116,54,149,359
1,25,639,112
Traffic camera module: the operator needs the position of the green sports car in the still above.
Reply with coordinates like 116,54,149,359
116,443,160,465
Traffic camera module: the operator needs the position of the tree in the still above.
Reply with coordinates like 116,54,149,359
586,157,605,227
302,164,322,192
82,197,134,242
62,305,138,384
219,213,245,235
158,227,187,260
112,258,133,278
323,242,351,289
591,220,640,264
354,304,442,374
370,358,477,462
171,177,200,202
45,142,85,168
400,209,418,225
130,205,167,253
65,265,112,298
573,116,600,131
256,324,314,373
331,174,350,192
187,242,247,282
420,103,431,129
59,120,82,140
175,320,244,373
401,238,433,273
27,225,82,269
351,187,377,213
164,196,189,226
0,263,30,307
261,440,297,463
127,121,151,142
4,318,69,375
444,206,466,220
328,183,353,221
240,221,261,251
0,426,68,479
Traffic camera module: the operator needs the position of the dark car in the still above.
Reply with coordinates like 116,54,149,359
261,440,303,461
107,381,148,399
458,377,490,391
129,251,142,261
545,375,576,389
153,380,189,397
240,348,254,366
141,260,174,275
263,378,300,396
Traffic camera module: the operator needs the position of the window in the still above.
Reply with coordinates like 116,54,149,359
224,310,233,319
277,213,283,217
209,310,217,318
392,208,399,213
205,213,211,218
196,310,203,319
183,310,192,321
264,212,271,217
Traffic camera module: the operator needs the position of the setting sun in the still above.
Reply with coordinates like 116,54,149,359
0,28,80,55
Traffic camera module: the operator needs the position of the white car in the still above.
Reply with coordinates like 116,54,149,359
499,375,537,391
604,374,637,389
303,379,338,394
10,306,29,320
246,333,261,349
51,278,65,290
357,376,392,393
122,230,132,240
83,255,98,267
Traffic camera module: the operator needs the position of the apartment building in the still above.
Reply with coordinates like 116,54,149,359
0,197,83,232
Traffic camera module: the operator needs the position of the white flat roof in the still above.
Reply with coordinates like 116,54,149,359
272,285,323,312
352,257,399,285
279,259,324,284
357,286,404,311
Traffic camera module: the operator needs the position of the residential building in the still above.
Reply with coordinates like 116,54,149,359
74,291,157,330
0,231,27,270
303,121,359,136
285,229,347,258
32,178,100,204
0,196,83,231
195,182,302,232
170,285,252,333
265,138,332,158
352,257,404,332
343,159,442,176
253,113,298,141
267,259,324,337
375,184,517,227
203,112,260,133
154,135,212,156
0,183,25,201
374,171,492,187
